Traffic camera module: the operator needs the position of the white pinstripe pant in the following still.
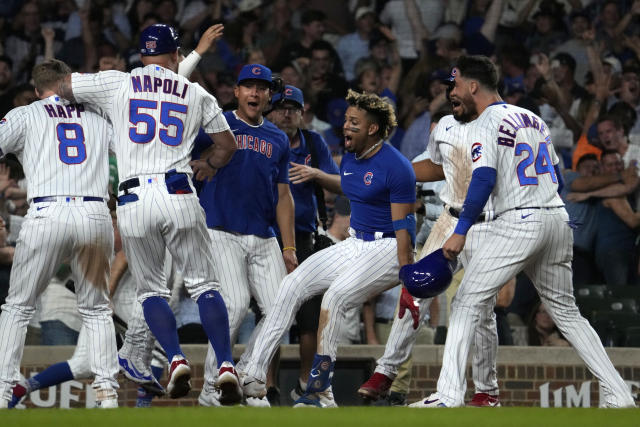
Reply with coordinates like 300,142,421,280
116,178,221,303
375,209,499,394
244,235,400,382
203,229,286,385
0,201,118,400
437,208,635,407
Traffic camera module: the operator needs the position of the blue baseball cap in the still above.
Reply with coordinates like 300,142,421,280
271,85,304,108
237,64,272,85
140,24,179,56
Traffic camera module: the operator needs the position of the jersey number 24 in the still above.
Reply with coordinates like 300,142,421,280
129,100,187,146
515,141,558,186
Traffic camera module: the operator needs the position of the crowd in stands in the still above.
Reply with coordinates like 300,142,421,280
0,0,640,349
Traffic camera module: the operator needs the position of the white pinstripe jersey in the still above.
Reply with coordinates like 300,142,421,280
71,64,230,182
426,114,494,212
0,95,111,200
469,103,564,215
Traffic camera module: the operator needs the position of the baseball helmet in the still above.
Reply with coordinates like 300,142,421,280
139,24,179,56
399,249,458,299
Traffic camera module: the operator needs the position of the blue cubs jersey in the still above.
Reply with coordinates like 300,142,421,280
290,130,339,233
341,143,416,233
198,111,290,237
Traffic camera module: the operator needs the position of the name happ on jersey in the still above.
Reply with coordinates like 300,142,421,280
43,103,84,119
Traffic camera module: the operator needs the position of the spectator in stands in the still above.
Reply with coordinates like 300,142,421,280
525,0,567,54
0,56,15,117
5,1,44,83
551,9,592,86
337,7,376,82
527,300,570,346
305,40,348,123
615,66,640,142
274,9,326,71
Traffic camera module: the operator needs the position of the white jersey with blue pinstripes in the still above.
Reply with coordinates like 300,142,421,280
426,115,494,213
70,65,230,182
0,95,111,200
468,103,564,215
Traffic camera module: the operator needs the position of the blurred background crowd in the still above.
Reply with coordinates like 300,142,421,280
0,0,639,354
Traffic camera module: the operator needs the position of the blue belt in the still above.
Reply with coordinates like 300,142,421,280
353,230,395,241
33,196,104,203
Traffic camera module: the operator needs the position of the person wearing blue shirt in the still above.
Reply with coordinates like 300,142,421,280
266,85,341,401
194,64,297,408
240,89,416,408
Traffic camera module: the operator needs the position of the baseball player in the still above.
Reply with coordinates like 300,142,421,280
195,64,296,407
422,55,635,408
266,85,341,401
358,111,504,408
55,24,242,404
240,89,416,408
0,59,119,409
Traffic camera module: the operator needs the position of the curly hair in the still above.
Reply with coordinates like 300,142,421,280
345,89,397,140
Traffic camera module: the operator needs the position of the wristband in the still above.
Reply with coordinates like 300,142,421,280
282,246,296,252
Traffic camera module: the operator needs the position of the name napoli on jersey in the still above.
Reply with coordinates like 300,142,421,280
43,103,85,119
131,75,189,99
234,134,273,158
496,110,547,147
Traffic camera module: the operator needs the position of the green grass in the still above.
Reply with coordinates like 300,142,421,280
3,407,639,427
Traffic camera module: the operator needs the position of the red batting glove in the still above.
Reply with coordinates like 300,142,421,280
398,286,420,329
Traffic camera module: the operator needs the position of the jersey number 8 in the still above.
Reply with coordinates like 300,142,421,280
57,123,87,164
515,141,558,186
129,100,187,146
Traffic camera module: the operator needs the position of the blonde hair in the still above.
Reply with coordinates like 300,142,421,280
32,59,71,93
345,89,397,139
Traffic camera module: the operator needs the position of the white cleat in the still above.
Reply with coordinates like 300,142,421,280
293,387,338,408
198,382,222,407
95,388,119,409
215,361,242,405
167,355,192,399
0,399,9,409
246,396,271,407
408,393,449,408
241,373,267,399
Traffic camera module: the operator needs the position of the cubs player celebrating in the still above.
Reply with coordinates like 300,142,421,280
359,111,505,407
267,85,341,401
56,24,242,403
240,89,416,408
196,64,296,407
0,59,119,409
422,55,635,408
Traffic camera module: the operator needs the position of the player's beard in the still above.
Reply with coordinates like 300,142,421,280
452,93,477,123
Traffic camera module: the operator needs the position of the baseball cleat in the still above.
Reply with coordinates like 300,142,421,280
0,399,9,409
293,387,338,408
118,354,165,397
290,379,306,401
468,393,501,407
408,393,449,408
358,372,393,401
95,388,119,409
216,361,242,405
246,396,271,407
241,373,267,398
198,382,222,407
167,355,191,399
9,380,30,408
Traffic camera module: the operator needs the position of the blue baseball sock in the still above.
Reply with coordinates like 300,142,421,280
27,361,74,391
197,290,233,367
151,365,164,382
305,354,334,393
142,296,183,362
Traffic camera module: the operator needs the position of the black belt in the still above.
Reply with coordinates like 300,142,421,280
118,177,141,193
33,196,104,203
514,206,563,210
375,317,392,324
448,206,486,222
353,230,395,241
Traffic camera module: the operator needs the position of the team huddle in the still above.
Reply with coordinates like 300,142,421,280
0,24,635,410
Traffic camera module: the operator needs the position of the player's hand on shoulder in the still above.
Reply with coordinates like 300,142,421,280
442,233,465,261
190,159,218,181
289,162,318,184
282,250,298,273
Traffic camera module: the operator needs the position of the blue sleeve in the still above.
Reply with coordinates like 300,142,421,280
453,167,497,235
389,156,417,204
276,135,290,184
313,133,339,174
191,128,214,160
554,163,564,194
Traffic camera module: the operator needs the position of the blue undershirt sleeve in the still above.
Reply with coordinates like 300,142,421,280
554,164,564,194
453,167,497,235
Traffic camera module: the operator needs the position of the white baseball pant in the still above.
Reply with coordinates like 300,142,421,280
203,229,286,384
244,233,400,382
0,200,118,400
438,208,635,407
375,209,499,394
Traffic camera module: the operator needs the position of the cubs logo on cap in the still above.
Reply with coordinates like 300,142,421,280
271,85,304,108
237,64,272,85
139,24,179,56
